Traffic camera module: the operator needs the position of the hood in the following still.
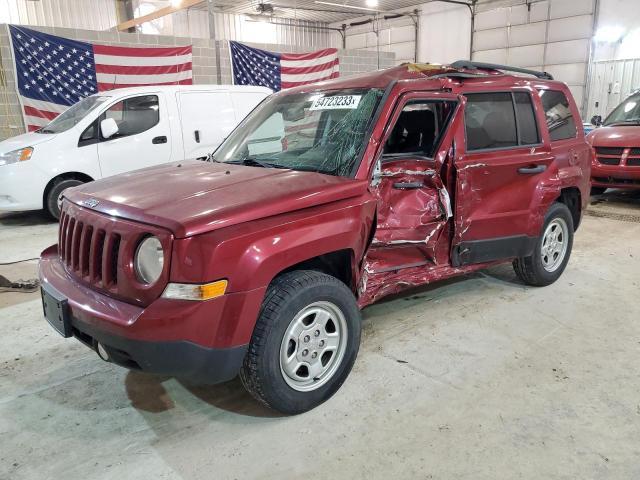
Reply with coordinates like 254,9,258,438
65,161,368,238
0,131,57,153
587,125,640,147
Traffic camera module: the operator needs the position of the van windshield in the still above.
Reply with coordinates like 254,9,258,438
38,96,110,134
604,93,640,126
213,88,384,177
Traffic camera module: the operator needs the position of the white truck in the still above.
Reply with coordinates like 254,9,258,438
0,85,271,218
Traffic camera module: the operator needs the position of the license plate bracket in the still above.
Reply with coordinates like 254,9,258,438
41,283,72,338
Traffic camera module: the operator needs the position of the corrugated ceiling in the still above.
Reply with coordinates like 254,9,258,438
193,0,471,24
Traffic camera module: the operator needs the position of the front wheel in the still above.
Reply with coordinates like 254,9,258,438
240,270,361,415
513,202,574,286
46,178,86,219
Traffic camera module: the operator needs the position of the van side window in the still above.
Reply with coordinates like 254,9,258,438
539,90,576,141
102,95,159,139
383,100,456,158
465,93,517,150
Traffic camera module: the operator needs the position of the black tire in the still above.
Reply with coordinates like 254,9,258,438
513,202,574,287
590,186,607,196
45,178,85,220
240,270,361,415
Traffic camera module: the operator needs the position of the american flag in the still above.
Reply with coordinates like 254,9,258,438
9,25,192,132
230,41,339,91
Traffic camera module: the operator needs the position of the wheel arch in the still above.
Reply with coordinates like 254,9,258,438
42,171,94,206
557,186,582,231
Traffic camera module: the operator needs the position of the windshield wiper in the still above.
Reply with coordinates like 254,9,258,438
38,128,55,134
606,119,640,126
228,157,290,169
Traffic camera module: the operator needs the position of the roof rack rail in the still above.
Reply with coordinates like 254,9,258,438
450,60,554,80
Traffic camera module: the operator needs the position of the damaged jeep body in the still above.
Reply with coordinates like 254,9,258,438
39,62,591,414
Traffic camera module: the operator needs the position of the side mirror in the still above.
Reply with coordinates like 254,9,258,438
590,115,602,127
100,118,119,139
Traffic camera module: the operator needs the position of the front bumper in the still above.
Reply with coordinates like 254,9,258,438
591,163,640,189
0,162,48,211
39,245,267,384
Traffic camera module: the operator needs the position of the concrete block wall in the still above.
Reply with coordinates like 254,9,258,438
0,23,394,140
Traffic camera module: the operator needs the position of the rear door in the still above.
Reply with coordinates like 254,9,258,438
178,91,237,159
452,90,553,266
97,93,172,177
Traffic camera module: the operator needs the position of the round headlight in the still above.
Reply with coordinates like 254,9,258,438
134,236,164,284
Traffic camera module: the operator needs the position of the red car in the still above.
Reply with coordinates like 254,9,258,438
588,90,640,194
39,61,591,414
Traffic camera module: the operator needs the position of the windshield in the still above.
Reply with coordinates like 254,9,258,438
604,93,640,126
38,96,110,134
213,88,384,177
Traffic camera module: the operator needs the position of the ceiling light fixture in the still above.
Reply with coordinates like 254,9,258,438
314,1,381,13
365,0,378,6
170,0,183,8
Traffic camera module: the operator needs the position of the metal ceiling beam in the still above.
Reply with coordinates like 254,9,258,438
116,0,204,31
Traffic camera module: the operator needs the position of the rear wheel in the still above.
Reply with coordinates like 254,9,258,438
513,202,574,286
240,270,361,415
45,178,85,220
590,186,607,196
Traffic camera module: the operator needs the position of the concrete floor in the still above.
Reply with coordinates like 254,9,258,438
1,191,639,480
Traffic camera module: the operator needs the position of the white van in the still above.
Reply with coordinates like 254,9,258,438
0,84,271,218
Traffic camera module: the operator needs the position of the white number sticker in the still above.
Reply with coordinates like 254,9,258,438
309,95,362,111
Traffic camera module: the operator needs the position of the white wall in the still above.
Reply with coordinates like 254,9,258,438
418,2,471,64
473,0,596,113
333,2,471,67
593,0,640,61
0,0,118,31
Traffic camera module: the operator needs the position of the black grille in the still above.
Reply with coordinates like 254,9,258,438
628,158,640,167
597,157,621,165
595,147,624,155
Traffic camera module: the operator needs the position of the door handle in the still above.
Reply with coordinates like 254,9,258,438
518,165,546,175
393,181,424,189
194,130,200,143
152,136,167,144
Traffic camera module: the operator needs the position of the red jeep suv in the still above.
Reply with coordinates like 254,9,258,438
39,61,591,414
588,89,640,193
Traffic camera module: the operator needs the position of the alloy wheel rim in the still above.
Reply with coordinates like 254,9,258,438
541,217,569,272
279,301,348,392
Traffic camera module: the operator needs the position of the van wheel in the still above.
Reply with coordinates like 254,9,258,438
46,178,85,220
513,202,574,287
590,186,607,196
240,270,361,415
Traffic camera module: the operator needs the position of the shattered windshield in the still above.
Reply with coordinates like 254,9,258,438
604,93,640,125
214,88,384,177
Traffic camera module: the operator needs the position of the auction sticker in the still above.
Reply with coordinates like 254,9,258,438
309,95,362,110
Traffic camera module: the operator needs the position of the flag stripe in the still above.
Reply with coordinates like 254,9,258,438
281,69,337,83
281,72,339,89
21,97,70,115
280,54,338,69
95,62,192,75
280,48,338,61
97,78,193,90
94,53,192,67
281,59,339,76
23,105,58,120
93,44,191,57
96,70,192,86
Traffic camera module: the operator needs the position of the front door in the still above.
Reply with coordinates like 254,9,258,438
452,90,553,266
361,92,459,303
97,93,172,178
